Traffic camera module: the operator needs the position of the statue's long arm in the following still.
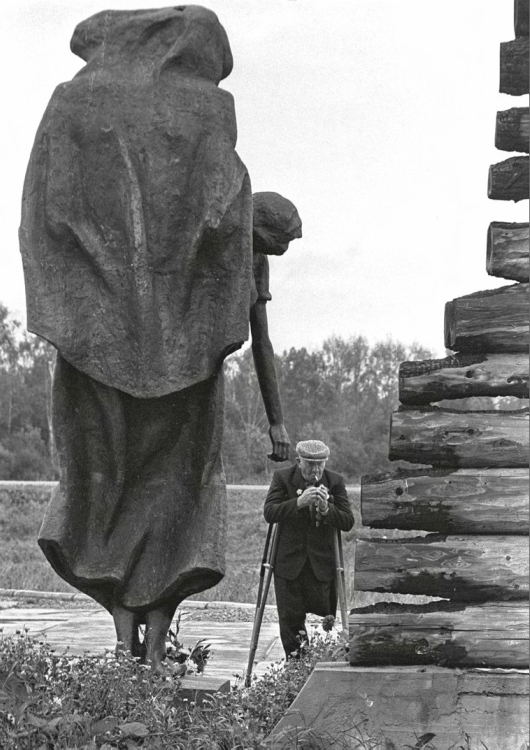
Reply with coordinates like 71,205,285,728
250,300,290,461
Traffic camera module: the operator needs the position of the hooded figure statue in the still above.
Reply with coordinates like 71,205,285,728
19,5,253,670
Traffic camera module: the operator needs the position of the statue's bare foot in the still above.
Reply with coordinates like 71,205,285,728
112,605,143,658
149,655,167,675
150,658,187,677
145,605,176,673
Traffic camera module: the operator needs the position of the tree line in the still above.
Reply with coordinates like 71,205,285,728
0,303,432,483
0,305,57,480
223,336,432,483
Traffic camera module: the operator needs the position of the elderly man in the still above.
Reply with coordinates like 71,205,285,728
263,440,354,657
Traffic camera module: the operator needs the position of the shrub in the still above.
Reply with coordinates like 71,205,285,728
0,626,516,749
0,429,54,481
0,624,347,750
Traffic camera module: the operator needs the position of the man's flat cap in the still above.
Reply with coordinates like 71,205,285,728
296,440,330,460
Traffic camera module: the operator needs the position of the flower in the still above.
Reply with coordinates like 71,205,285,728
322,615,336,633
296,489,303,496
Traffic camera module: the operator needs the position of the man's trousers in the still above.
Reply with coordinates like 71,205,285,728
273,558,335,658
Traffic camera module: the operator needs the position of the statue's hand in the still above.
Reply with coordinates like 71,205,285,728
267,424,290,462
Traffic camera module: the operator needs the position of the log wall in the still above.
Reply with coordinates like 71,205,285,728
352,1,529,670
361,469,529,534
500,38,529,94
488,156,529,201
399,352,529,404
389,407,529,468
350,601,529,668
444,282,528,353
487,221,529,281
354,535,528,601
495,108,529,153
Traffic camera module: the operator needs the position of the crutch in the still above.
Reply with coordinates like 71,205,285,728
244,523,280,687
334,529,348,632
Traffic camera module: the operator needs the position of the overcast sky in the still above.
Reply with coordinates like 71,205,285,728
1,0,527,358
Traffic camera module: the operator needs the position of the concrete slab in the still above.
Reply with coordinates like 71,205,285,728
269,663,530,750
0,607,103,637
0,607,78,621
177,674,231,705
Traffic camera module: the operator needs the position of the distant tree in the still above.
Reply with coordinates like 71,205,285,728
17,333,57,470
275,346,335,438
0,304,23,438
223,335,433,483
223,349,271,483
0,301,433,483
0,304,57,479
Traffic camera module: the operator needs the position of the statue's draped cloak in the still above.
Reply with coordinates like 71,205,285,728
20,6,253,398
41,354,227,612
20,6,252,610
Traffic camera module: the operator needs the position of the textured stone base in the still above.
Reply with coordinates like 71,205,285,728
176,674,230,706
268,663,529,749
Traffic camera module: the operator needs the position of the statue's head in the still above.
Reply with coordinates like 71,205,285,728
252,192,302,256
71,5,233,84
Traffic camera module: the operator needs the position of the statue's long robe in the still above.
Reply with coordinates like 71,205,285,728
19,6,253,611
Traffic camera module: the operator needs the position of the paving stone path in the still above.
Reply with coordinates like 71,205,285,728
0,596,284,685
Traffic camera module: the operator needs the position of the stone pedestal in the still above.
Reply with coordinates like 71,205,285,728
176,675,230,706
269,663,529,749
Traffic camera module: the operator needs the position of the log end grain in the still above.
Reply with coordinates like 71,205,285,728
500,38,529,95
487,222,529,282
488,157,529,202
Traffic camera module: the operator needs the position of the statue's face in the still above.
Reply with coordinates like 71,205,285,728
252,232,290,256
297,458,327,482
264,240,290,256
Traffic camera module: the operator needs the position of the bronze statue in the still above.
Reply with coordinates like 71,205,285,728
250,192,302,462
19,5,301,671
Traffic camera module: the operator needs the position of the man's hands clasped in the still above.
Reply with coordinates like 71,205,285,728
296,484,329,514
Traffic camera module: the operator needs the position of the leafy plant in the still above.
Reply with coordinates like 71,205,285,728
165,613,212,676
0,623,521,750
0,621,346,749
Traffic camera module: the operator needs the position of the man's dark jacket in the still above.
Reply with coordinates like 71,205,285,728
263,464,354,581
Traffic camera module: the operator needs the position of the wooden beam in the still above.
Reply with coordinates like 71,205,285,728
399,352,529,404
349,601,529,668
488,156,529,202
389,406,529,468
495,108,529,153
515,0,529,37
487,222,529,282
361,468,529,534
500,38,529,95
354,535,528,601
444,282,529,354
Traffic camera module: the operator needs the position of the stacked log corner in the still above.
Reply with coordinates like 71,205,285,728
495,108,529,153
351,0,529,671
500,38,529,95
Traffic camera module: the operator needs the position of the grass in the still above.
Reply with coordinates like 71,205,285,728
1,485,522,749
0,485,67,593
1,627,518,750
0,623,348,749
0,482,435,609
0,483,356,604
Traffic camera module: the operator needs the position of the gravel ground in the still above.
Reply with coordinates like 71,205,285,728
182,605,279,623
0,597,336,627
0,596,280,622
0,596,101,611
